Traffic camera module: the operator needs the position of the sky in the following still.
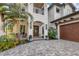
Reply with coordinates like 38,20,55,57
74,3,79,11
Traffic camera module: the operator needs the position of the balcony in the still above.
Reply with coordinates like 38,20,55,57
33,3,44,15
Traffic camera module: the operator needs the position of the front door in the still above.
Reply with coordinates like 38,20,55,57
33,26,39,37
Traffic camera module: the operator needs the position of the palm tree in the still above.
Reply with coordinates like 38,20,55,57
3,3,33,33
0,3,9,36
0,3,8,21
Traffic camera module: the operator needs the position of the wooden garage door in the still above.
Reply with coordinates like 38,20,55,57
60,22,79,42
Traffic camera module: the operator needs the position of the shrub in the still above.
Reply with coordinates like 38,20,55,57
29,35,32,42
0,41,15,51
48,27,57,39
0,34,20,52
0,33,28,52
0,35,9,42
0,33,16,42
7,33,16,41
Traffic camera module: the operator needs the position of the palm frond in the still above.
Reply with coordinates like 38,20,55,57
2,3,33,31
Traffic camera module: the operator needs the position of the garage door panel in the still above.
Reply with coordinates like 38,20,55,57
60,22,79,42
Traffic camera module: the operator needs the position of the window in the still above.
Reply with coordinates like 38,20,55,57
63,3,65,8
36,9,38,13
24,3,28,6
42,8,44,15
56,8,60,13
46,24,47,30
22,8,25,12
34,7,44,15
42,27,44,35
20,25,25,35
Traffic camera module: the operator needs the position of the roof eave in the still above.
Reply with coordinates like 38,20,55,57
51,11,79,23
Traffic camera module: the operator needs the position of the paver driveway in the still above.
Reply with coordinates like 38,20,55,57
0,40,79,56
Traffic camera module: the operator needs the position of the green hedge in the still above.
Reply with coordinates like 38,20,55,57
0,41,16,51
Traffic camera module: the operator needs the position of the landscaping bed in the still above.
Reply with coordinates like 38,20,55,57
0,33,28,52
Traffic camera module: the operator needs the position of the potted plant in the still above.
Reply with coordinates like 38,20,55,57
29,35,32,42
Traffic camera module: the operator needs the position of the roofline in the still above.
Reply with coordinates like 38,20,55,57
51,11,79,23
48,3,76,11
67,3,76,11
48,3,61,10
48,3,53,10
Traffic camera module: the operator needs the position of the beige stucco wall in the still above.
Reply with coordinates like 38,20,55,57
13,3,48,38
0,3,48,39
13,20,28,34
27,3,48,38
48,5,62,29
28,3,48,25
62,4,73,16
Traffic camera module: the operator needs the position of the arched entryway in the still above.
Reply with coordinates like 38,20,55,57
33,21,44,38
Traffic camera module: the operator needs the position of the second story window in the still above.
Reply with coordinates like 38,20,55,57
46,24,47,30
33,7,44,15
56,8,60,13
42,8,44,15
20,25,25,35
36,9,39,13
22,8,25,12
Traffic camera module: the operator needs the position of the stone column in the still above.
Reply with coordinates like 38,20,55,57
44,4,48,40
44,24,47,39
27,17,33,42
27,3,33,41
44,24,48,40
57,25,60,40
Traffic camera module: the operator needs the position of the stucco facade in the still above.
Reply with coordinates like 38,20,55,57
0,3,48,41
27,3,48,40
48,3,75,29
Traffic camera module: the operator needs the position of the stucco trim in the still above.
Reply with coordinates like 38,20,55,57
59,19,79,26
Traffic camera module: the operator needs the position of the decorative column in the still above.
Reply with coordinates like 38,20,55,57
27,17,33,42
44,24,46,39
27,3,33,42
44,24,48,40
57,25,60,40
44,4,48,40
43,24,45,39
